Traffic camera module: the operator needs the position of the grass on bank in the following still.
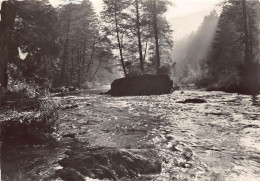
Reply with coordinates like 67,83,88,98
1,99,61,145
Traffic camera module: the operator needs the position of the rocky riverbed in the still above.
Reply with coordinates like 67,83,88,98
1,88,260,180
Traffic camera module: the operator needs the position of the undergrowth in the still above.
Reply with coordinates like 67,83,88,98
0,99,61,145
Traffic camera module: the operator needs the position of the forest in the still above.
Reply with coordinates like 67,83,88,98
174,1,260,94
1,0,260,97
0,0,174,98
0,0,260,181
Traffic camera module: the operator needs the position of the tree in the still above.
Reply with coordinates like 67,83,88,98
0,0,120,95
142,0,173,74
102,0,173,76
102,0,131,77
0,1,17,90
135,0,144,72
57,0,114,88
59,3,73,86
240,0,260,94
0,0,59,91
152,0,160,73
203,0,260,94
242,0,249,58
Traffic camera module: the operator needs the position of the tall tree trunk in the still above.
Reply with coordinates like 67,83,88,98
90,61,101,81
152,0,160,74
241,0,258,94
247,6,259,94
86,35,97,77
248,13,253,61
143,37,149,61
60,5,72,86
242,0,250,63
77,46,81,88
70,48,74,85
81,41,86,81
114,0,127,77
78,41,83,83
0,1,16,92
86,24,101,80
135,0,144,72
0,43,9,90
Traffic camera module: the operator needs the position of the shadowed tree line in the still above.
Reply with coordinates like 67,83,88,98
0,0,174,98
101,0,174,76
175,0,260,95
202,0,260,95
1,0,259,96
0,0,115,97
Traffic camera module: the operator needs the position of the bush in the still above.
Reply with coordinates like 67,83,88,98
195,77,213,88
0,99,60,145
158,65,171,75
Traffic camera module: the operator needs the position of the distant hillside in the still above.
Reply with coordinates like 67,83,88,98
171,10,219,83
169,8,215,40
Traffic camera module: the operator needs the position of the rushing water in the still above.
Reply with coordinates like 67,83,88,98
1,89,260,181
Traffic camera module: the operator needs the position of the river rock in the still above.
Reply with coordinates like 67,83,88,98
56,168,85,181
109,74,173,96
56,147,162,180
177,98,207,104
62,133,76,138
50,87,67,93
62,104,78,110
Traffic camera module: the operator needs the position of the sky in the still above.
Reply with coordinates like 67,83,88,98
168,0,220,39
167,0,219,18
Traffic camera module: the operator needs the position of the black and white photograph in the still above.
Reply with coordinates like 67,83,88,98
0,0,260,180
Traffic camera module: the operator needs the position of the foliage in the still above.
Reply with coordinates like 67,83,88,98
0,0,116,92
175,0,260,95
142,0,174,66
9,0,60,87
0,99,60,145
203,0,260,94
56,0,115,87
101,0,174,76
1,0,174,92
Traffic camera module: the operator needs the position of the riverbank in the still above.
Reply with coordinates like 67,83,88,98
1,89,260,180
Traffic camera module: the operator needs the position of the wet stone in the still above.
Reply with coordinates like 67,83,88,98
170,145,179,152
56,168,85,181
56,147,163,180
177,98,207,104
62,104,78,110
62,133,76,139
109,74,173,96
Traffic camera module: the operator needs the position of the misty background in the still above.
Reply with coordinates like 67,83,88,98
46,0,221,84
1,0,259,94
48,0,219,39
0,0,220,83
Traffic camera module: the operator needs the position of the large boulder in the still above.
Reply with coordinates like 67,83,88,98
109,74,173,96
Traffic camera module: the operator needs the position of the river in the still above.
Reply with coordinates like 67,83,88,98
1,89,260,181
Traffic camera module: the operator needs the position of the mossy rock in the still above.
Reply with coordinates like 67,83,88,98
57,147,163,180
